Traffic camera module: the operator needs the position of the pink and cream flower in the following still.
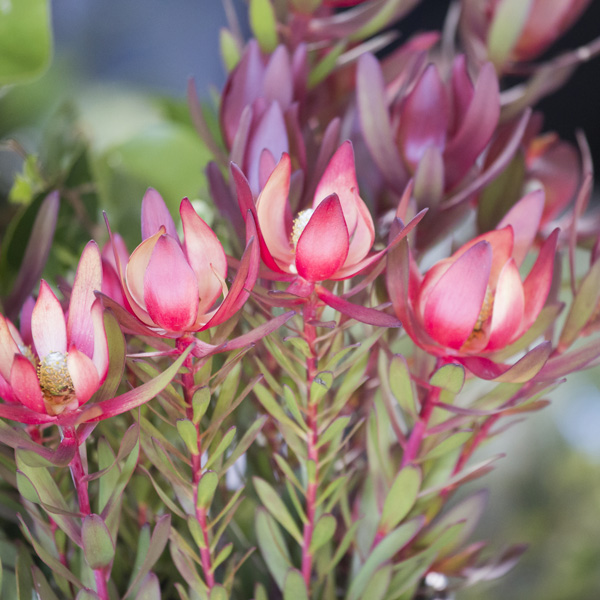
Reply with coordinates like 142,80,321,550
107,189,258,337
389,191,558,359
0,241,108,419
236,141,377,289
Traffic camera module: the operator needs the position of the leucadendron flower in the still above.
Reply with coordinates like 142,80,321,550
106,189,258,337
0,241,108,421
235,142,376,289
388,191,558,379
357,53,502,206
460,0,593,68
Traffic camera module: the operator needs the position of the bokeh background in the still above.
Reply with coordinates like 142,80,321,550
1,1,599,598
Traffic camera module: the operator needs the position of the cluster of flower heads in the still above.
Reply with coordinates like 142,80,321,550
0,0,597,437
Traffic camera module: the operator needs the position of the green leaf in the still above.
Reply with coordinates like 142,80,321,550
254,383,304,434
209,585,228,600
310,371,334,404
379,466,421,533
310,514,336,554
16,470,39,504
16,544,34,600
222,415,267,473
93,309,126,404
283,385,306,429
135,573,161,600
318,475,348,509
326,520,359,571
388,354,418,417
559,257,600,350
82,514,115,570
254,583,268,600
430,364,465,394
0,0,52,85
15,451,81,544
256,508,292,591
249,0,278,53
213,362,241,421
347,517,424,600
487,0,534,68
97,438,119,514
197,472,219,509
204,427,237,471
283,569,308,600
32,565,60,600
318,416,350,449
308,42,347,89
139,466,186,519
123,515,171,599
423,432,472,461
177,419,200,456
254,477,303,544
19,517,84,589
192,387,211,425
420,491,488,558
220,29,241,72
362,564,392,600
477,153,526,231
75,589,101,600
212,543,233,571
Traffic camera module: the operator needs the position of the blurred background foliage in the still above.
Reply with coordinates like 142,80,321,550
0,1,599,598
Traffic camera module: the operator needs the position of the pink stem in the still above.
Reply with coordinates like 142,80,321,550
401,387,439,468
301,301,319,588
63,426,110,600
178,336,216,590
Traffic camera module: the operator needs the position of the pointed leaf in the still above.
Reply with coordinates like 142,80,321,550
256,508,292,591
283,570,308,600
317,286,401,327
379,466,421,533
82,514,115,569
310,514,337,554
254,477,303,544
347,517,424,600
75,345,192,422
250,0,278,52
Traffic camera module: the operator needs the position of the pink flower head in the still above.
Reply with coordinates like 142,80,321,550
235,141,377,291
0,242,108,419
358,54,501,201
460,0,592,67
220,40,307,195
390,191,558,358
109,189,257,337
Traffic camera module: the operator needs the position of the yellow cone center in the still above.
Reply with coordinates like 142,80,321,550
37,351,76,415
291,208,315,250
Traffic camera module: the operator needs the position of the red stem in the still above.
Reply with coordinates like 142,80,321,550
63,426,110,600
301,301,319,588
178,336,216,590
401,387,440,468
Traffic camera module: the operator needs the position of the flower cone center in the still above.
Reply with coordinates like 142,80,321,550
38,351,76,414
291,208,315,250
